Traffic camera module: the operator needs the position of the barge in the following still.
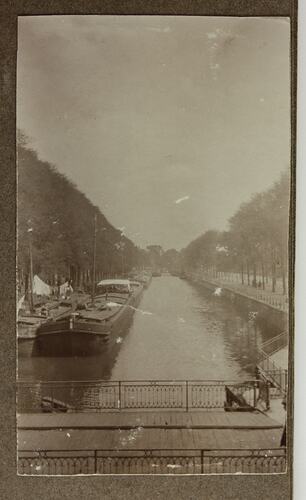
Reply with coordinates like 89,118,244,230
33,279,144,356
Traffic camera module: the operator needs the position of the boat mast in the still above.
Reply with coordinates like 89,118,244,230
91,213,97,304
28,227,34,313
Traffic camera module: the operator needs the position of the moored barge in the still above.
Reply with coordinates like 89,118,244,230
33,279,144,356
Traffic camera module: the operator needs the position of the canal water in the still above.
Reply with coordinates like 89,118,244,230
18,276,275,382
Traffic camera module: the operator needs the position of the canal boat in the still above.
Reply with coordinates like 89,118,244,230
33,279,144,356
18,298,78,344
134,272,152,288
128,269,152,288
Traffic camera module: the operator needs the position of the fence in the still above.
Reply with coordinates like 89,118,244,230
256,332,288,396
261,331,288,357
17,379,265,413
18,448,286,475
196,272,289,312
256,358,288,397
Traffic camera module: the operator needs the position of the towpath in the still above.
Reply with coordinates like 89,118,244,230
194,273,288,312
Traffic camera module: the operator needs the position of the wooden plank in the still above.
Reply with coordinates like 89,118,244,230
18,425,284,453
17,410,282,430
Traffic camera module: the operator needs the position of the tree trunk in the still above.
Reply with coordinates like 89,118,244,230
246,260,250,286
272,261,276,293
261,261,265,290
265,268,269,285
253,264,257,287
241,261,244,285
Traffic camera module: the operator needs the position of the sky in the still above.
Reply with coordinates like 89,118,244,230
17,15,290,250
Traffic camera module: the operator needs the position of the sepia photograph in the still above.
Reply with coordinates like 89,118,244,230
16,14,291,475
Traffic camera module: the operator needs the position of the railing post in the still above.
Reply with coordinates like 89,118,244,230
94,450,98,474
266,382,270,411
186,381,189,412
201,449,204,474
253,381,257,408
118,381,122,410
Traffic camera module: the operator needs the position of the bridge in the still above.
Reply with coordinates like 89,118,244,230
17,379,286,475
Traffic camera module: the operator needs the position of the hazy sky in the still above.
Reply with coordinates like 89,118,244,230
17,16,290,250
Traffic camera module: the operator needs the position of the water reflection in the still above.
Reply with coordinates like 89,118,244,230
18,276,277,382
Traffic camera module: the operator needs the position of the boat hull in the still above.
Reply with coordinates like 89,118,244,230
33,287,143,356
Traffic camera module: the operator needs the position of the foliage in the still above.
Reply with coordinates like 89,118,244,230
180,172,290,292
17,139,144,284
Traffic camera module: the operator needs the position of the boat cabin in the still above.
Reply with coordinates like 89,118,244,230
97,279,131,294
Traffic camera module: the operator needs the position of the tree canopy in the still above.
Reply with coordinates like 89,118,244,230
180,171,290,293
17,138,145,285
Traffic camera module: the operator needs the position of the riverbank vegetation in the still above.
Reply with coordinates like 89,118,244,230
181,172,290,295
17,134,146,287
17,132,290,296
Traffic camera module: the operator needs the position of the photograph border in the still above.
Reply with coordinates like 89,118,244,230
0,0,296,498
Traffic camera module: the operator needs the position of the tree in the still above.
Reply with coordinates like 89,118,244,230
17,134,145,287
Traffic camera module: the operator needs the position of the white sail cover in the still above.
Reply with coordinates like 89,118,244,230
17,295,25,312
33,275,52,296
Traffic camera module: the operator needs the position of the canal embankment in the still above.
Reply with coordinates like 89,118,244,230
184,273,289,422
186,273,288,333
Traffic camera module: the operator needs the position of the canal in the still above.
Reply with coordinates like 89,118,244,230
18,276,274,382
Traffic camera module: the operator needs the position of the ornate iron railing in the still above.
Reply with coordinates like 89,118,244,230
197,272,289,311
256,361,287,397
261,332,288,357
17,379,266,413
256,336,288,397
18,448,286,475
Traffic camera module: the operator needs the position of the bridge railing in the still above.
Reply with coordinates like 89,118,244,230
17,379,265,413
256,333,288,396
18,447,286,475
256,358,288,397
261,331,288,357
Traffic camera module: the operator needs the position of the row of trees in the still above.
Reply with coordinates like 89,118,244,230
17,135,148,288
180,172,290,294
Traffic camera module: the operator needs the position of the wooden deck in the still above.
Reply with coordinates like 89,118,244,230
18,411,283,452
18,410,282,430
